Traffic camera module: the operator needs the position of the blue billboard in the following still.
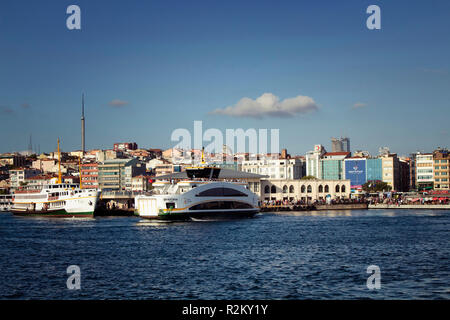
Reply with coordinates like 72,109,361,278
345,159,367,188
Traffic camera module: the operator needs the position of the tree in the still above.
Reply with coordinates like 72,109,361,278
301,175,317,180
362,180,392,192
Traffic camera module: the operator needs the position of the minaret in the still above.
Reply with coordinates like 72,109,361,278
81,94,85,154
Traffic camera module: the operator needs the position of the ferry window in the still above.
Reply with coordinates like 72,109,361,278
197,187,247,197
223,188,247,197
232,202,253,209
166,202,175,209
189,201,253,210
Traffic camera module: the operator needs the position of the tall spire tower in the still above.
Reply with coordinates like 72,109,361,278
81,93,85,154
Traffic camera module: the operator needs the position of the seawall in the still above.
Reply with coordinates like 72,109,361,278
369,204,450,210
315,203,368,210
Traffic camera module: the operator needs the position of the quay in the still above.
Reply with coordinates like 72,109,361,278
259,203,368,212
369,204,450,210
95,191,145,216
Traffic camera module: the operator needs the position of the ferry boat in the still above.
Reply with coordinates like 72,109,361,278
11,184,100,217
0,194,12,212
10,138,100,217
135,165,264,221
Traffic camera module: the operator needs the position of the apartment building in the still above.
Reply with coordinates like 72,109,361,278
9,168,41,190
415,153,434,191
80,162,99,189
98,158,146,191
433,148,450,190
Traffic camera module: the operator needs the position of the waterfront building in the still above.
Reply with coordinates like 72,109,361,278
399,158,411,192
406,155,416,190
98,158,146,191
320,152,350,180
260,179,350,202
241,158,303,180
9,168,41,190
415,152,434,191
366,158,383,181
131,175,151,192
80,162,99,189
381,154,400,191
344,157,367,190
306,145,326,178
433,148,450,191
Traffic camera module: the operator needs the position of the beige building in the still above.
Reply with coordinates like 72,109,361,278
433,149,449,190
131,175,150,192
381,154,400,191
259,179,351,202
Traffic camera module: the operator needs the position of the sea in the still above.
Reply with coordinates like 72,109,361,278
0,209,449,299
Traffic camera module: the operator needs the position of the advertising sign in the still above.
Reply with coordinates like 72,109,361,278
345,159,367,188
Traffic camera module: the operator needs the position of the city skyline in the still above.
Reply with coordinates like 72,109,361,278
1,1,449,155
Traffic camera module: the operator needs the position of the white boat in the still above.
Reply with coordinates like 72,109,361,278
11,183,100,217
0,194,13,212
10,138,100,217
135,166,263,220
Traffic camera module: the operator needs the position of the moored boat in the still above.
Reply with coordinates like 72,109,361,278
11,184,100,217
10,138,100,217
135,164,265,221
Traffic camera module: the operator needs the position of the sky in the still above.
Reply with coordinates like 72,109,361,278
0,0,449,157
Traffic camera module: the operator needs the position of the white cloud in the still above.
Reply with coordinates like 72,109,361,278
211,93,319,119
108,99,129,107
352,102,367,109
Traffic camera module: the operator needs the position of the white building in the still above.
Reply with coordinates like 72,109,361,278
260,179,351,202
9,168,41,190
131,176,150,192
241,158,303,180
415,152,434,189
306,145,327,178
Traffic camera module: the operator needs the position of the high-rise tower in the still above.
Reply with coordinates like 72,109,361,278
81,94,85,154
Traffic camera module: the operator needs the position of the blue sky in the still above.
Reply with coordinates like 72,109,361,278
0,0,449,156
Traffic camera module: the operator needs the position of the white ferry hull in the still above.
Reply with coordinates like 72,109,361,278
135,181,260,221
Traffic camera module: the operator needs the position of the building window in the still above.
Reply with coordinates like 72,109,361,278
282,185,288,193
318,185,323,193
325,185,329,193
335,185,340,192
289,185,294,193
271,185,276,193
301,185,306,193
264,185,270,194
341,185,346,193
307,185,312,193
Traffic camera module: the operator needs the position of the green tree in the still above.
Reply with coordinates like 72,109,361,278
362,180,392,192
301,175,317,180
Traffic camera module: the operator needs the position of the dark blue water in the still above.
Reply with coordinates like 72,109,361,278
0,210,449,299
